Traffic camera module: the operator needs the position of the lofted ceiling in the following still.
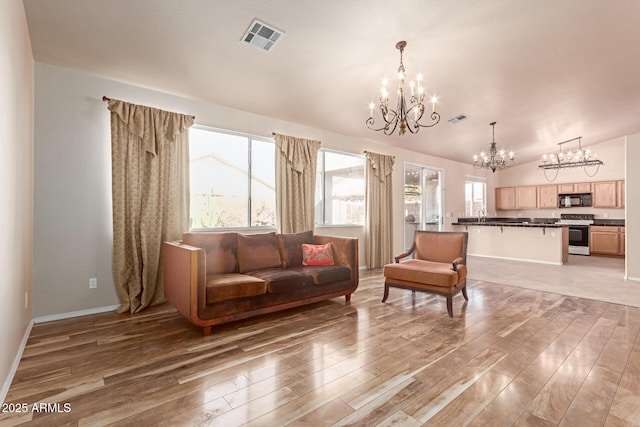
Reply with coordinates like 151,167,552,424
22,0,640,165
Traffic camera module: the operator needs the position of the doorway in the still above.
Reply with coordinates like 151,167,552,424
404,164,444,250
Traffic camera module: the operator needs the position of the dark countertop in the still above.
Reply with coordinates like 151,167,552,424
593,219,625,226
453,217,565,228
455,216,625,228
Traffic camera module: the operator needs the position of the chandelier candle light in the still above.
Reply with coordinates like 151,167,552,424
366,41,440,135
473,121,515,173
538,136,603,182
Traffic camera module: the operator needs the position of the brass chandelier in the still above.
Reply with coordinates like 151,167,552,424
473,121,515,173
366,41,440,136
538,136,603,182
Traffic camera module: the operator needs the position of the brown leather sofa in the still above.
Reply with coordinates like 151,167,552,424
163,230,359,335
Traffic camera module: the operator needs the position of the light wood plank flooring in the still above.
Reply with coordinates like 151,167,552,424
2,266,640,426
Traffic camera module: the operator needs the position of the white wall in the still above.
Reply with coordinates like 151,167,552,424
494,137,626,219
626,134,640,280
33,62,490,317
0,0,34,403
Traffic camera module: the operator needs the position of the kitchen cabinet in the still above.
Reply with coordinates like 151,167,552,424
538,185,558,209
590,225,624,256
620,227,625,255
593,181,618,208
496,187,516,210
516,186,538,209
617,180,625,208
558,182,592,194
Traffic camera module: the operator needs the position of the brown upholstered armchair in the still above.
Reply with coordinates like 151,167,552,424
382,230,469,317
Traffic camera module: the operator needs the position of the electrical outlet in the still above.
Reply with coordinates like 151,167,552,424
89,278,97,289
24,292,28,309
551,212,556,217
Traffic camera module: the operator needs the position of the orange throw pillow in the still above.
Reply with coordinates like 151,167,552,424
301,243,334,266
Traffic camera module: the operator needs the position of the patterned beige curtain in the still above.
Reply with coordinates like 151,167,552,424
274,133,321,234
108,99,194,313
365,151,395,268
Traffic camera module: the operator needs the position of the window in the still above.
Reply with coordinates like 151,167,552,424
465,176,486,217
189,127,275,229
315,150,365,225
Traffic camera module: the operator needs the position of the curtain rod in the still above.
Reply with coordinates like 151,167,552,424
363,150,395,159
102,96,195,120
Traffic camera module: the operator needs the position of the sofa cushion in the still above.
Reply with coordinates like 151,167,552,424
290,265,351,285
276,230,314,268
205,273,267,304
246,268,310,294
237,232,282,273
383,259,464,288
183,232,238,274
302,243,334,266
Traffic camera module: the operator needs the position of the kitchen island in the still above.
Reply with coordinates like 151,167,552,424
452,218,569,265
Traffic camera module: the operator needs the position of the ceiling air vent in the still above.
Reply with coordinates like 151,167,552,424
448,114,469,124
241,19,284,52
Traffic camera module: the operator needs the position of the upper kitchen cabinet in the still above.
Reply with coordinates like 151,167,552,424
516,186,538,209
558,182,592,194
538,185,558,209
496,187,516,210
593,181,618,208
617,180,625,208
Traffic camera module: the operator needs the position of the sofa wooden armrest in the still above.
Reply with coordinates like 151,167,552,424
313,235,359,291
163,241,208,327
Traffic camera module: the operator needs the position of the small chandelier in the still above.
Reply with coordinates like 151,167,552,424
366,41,440,136
538,136,603,182
473,121,515,173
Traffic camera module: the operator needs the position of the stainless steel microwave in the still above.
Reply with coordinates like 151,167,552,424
558,193,592,208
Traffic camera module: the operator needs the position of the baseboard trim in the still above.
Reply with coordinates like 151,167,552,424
33,305,120,324
1,320,33,405
468,253,563,266
627,276,640,282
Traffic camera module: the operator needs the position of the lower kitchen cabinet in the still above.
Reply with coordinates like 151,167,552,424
590,226,625,256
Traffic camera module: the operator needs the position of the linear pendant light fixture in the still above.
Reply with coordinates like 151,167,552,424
538,136,603,182
366,41,440,136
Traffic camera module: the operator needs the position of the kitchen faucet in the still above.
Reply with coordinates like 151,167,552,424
477,208,486,222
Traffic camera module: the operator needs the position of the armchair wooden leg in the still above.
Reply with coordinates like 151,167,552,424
203,326,212,336
461,285,468,301
382,282,390,302
345,293,351,303
446,296,454,317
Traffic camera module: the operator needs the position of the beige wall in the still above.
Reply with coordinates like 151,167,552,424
0,0,34,402
494,137,626,220
34,63,490,318
626,135,640,280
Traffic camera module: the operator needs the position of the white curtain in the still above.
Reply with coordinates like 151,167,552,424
274,133,321,234
108,99,194,313
365,151,395,268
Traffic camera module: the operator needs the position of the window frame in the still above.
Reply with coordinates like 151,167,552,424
315,148,366,227
188,125,276,231
464,175,487,217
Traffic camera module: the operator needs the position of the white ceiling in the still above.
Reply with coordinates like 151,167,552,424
23,0,640,165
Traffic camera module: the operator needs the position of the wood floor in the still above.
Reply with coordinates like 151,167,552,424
3,269,640,426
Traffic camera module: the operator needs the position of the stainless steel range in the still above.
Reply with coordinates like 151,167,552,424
557,213,594,255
